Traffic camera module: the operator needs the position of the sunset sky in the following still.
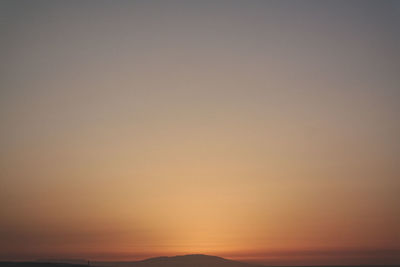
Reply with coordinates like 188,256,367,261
1,0,399,265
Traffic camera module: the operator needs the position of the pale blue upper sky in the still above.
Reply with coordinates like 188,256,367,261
1,0,399,264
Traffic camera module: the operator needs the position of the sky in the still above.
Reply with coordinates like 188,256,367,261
0,0,399,265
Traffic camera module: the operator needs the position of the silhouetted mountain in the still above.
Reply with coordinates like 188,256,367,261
2,257,399,267
94,254,255,267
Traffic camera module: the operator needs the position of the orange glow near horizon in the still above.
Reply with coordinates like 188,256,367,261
1,0,399,265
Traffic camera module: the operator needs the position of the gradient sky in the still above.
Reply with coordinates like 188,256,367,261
1,0,399,265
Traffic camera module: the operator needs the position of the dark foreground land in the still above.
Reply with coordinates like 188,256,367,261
1,255,399,267
0,263,88,267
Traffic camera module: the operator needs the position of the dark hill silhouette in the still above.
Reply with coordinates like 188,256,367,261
0,255,254,267
93,254,255,267
2,256,399,267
